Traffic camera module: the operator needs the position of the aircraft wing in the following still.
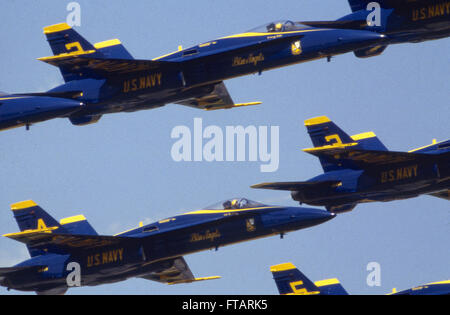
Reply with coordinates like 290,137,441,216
252,180,342,191
176,82,261,111
3,230,133,251
139,257,220,285
38,56,176,77
428,190,450,201
299,20,368,30
303,148,436,167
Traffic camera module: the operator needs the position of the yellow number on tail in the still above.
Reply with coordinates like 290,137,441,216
37,218,48,230
325,134,343,146
65,42,84,53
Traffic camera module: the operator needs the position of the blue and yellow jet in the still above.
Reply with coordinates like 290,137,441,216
252,116,450,213
271,262,450,295
0,199,334,294
302,0,450,58
0,20,385,131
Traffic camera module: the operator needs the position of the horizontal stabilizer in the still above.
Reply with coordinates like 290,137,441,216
303,148,435,167
299,20,368,30
3,231,132,251
252,180,341,191
177,82,261,111
38,56,176,77
140,257,221,285
428,190,450,201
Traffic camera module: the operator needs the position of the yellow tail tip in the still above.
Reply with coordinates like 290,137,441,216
11,200,38,211
304,116,331,127
43,23,72,34
270,263,296,273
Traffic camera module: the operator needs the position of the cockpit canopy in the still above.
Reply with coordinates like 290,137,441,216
248,20,307,33
203,198,267,210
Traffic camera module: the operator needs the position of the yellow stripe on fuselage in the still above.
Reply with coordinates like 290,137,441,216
220,28,325,39
183,206,275,215
0,96,29,101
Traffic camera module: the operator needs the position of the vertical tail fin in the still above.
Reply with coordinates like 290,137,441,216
59,215,98,236
271,263,349,295
348,0,390,12
41,23,133,82
9,201,64,257
304,116,387,172
270,263,321,295
7,201,97,257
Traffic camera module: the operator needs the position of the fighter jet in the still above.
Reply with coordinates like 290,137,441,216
252,116,450,213
0,199,334,294
271,262,450,295
300,0,450,58
0,21,384,131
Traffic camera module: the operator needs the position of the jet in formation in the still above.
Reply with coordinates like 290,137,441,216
252,116,450,213
0,199,334,294
303,0,450,58
271,262,450,295
0,19,385,131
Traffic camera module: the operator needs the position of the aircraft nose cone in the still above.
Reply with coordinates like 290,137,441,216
307,209,336,223
289,207,336,226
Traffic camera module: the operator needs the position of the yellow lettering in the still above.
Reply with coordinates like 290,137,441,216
131,79,137,91
139,77,146,89
94,254,100,266
421,8,427,19
389,170,395,182
65,42,84,53
37,219,47,230
87,256,93,268
325,134,343,146
396,168,403,180
102,252,109,264
381,172,388,184
157,73,162,85
123,81,130,93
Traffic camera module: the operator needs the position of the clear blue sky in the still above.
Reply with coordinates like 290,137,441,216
0,0,448,295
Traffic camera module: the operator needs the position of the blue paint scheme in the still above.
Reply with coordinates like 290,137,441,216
0,198,334,294
0,19,385,131
252,117,450,213
309,0,450,57
0,95,83,130
271,262,450,295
